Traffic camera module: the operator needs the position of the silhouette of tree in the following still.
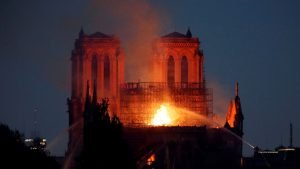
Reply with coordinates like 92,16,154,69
0,123,60,169
79,98,135,169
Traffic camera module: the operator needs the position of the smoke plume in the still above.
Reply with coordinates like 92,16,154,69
207,80,232,125
84,0,166,81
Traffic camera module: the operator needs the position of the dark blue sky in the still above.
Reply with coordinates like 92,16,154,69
1,0,300,156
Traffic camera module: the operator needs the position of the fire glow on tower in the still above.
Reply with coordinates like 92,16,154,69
119,29,212,125
66,28,248,169
68,29,124,150
68,28,213,148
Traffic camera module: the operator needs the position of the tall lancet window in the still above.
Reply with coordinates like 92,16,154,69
104,55,110,90
181,56,188,83
167,56,175,87
91,55,98,87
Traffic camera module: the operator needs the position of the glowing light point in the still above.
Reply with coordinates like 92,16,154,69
152,105,171,126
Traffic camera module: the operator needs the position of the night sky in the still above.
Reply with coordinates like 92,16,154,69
1,0,300,156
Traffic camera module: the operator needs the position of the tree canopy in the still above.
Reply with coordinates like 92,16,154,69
79,98,135,169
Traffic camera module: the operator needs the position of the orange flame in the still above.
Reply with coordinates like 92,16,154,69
150,103,215,127
151,104,171,126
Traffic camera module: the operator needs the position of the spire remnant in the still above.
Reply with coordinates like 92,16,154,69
236,81,239,97
186,27,192,38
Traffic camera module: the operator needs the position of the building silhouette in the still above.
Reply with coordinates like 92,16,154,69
68,28,213,147
67,28,244,169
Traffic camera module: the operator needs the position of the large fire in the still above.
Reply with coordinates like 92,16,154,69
150,103,213,127
151,104,172,126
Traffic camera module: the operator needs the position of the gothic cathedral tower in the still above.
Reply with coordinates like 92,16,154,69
152,28,204,85
67,29,124,150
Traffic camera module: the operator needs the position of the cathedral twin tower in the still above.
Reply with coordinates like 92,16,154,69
68,28,210,148
67,28,245,169
70,29,124,117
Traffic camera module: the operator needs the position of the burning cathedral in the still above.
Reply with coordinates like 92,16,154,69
67,28,244,169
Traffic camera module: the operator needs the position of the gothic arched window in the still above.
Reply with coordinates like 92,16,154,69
104,55,110,90
167,56,175,87
91,55,98,86
181,56,188,83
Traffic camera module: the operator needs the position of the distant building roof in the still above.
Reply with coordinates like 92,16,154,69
162,32,188,38
89,32,113,38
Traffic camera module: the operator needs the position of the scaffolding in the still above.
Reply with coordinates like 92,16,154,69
119,82,213,127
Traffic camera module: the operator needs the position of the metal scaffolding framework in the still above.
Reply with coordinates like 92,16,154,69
119,82,213,127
